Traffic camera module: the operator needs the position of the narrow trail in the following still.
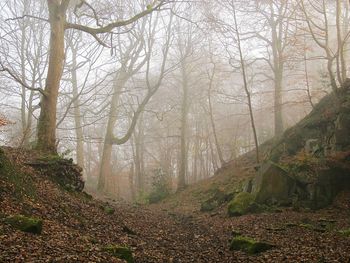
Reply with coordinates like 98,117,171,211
89,190,350,262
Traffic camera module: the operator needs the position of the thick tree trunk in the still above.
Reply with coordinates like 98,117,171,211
98,74,125,191
99,142,113,191
133,114,145,195
271,20,284,137
36,1,67,153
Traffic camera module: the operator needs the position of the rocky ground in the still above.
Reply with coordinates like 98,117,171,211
1,148,350,262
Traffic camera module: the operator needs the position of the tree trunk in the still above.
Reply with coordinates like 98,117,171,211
273,71,284,136
178,65,189,190
208,83,225,167
193,122,199,183
71,46,84,167
133,114,145,195
98,73,126,191
271,19,284,137
233,7,260,163
36,1,67,153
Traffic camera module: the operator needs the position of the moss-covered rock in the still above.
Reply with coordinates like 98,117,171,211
5,215,43,234
228,192,256,216
104,245,134,263
230,236,274,254
252,161,296,206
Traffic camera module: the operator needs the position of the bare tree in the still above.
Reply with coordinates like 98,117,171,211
300,0,350,92
98,10,173,192
206,0,260,163
3,0,167,153
0,0,48,146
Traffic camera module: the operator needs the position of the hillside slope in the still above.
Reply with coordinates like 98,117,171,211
159,90,350,213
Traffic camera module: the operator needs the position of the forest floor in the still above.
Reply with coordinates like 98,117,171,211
1,148,350,262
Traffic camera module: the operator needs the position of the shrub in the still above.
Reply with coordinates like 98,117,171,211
147,168,171,204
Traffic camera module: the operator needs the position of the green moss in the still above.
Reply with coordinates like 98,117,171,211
227,192,256,216
230,236,274,254
104,245,134,263
5,215,42,234
339,228,350,237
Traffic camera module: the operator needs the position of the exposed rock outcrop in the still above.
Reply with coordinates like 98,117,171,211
28,157,84,192
252,162,296,205
266,89,350,161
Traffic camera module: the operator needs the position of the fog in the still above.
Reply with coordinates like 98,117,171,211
0,0,347,201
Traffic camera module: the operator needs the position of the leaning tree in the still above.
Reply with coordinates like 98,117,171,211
23,0,166,153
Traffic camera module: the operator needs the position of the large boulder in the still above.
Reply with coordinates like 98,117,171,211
228,192,257,216
305,165,350,209
252,162,296,205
